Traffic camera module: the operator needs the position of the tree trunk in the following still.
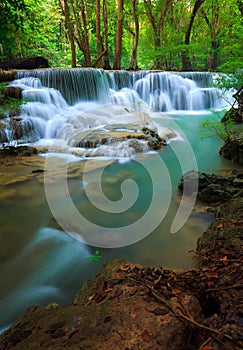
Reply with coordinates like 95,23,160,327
113,0,124,70
182,0,206,71
202,5,220,71
129,0,139,70
143,0,159,68
143,0,172,70
102,0,111,69
80,0,91,67
96,0,104,68
60,0,76,67
237,0,243,16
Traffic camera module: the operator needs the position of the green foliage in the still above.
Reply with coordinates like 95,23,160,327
86,250,102,263
0,0,242,71
200,112,238,142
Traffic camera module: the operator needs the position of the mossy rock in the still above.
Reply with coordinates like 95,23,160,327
222,107,242,123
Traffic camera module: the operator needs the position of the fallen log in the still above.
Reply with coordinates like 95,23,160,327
0,56,49,70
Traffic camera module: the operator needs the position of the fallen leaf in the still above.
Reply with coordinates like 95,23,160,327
216,224,223,229
205,271,219,279
131,308,137,319
200,346,214,350
141,330,150,342
88,295,94,302
172,288,182,295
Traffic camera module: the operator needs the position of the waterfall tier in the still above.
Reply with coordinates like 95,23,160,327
0,69,230,151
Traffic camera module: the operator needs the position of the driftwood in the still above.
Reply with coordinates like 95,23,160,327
0,56,49,70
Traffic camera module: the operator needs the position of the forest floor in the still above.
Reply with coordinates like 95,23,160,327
0,149,242,350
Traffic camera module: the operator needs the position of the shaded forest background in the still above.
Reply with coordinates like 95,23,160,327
0,0,243,72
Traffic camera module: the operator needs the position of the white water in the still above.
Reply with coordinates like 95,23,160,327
0,70,231,155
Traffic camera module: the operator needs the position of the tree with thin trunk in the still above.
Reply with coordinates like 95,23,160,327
96,0,104,67
202,1,220,71
59,0,76,67
129,0,139,70
113,0,124,70
68,0,91,67
102,0,111,69
143,0,172,69
182,0,206,71
80,0,91,66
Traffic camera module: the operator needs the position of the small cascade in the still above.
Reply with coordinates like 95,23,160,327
134,72,206,111
17,69,111,105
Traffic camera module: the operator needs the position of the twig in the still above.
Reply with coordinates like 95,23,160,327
206,283,242,292
199,337,212,349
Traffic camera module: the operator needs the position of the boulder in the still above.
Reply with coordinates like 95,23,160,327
0,56,49,70
219,133,243,164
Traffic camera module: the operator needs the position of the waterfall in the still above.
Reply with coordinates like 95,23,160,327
0,69,230,148
15,69,225,111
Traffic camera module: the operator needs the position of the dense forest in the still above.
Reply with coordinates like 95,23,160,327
0,0,243,72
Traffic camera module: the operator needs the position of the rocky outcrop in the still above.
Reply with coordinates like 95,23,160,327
0,145,37,158
178,169,243,204
221,107,242,123
71,124,169,152
0,56,49,70
0,85,23,119
0,70,17,83
219,133,243,164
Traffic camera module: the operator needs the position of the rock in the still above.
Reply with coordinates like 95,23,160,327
0,260,204,350
1,86,22,100
219,133,243,164
0,146,37,158
221,107,242,123
0,56,49,70
0,70,17,82
71,124,167,152
178,169,243,204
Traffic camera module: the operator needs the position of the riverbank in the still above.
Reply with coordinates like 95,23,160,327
0,163,242,350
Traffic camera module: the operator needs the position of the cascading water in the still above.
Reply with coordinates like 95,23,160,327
1,69,230,150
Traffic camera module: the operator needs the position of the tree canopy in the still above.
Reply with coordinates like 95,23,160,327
0,0,242,72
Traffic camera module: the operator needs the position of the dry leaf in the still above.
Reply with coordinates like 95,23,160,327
131,308,137,319
141,330,150,342
172,288,182,295
205,271,219,279
216,223,223,229
88,295,94,302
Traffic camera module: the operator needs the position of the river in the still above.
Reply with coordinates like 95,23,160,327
0,69,239,332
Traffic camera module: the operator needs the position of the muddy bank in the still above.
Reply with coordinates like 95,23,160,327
0,168,242,350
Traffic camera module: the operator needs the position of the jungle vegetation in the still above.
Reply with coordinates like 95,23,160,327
0,0,243,71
